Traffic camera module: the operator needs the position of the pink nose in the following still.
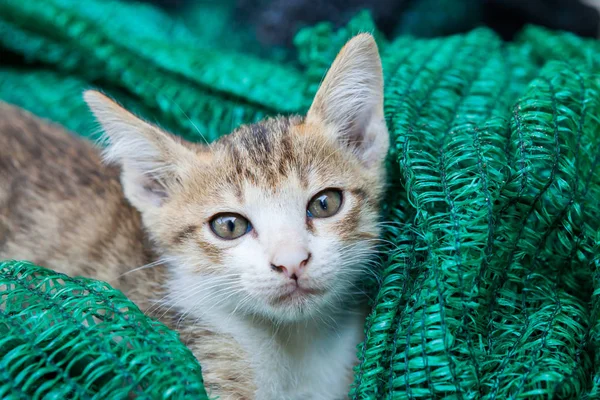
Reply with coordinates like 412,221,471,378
270,249,311,280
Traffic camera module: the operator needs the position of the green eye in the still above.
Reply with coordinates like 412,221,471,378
210,213,251,240
307,189,343,218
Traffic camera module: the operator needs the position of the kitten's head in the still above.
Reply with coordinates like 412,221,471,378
85,34,388,322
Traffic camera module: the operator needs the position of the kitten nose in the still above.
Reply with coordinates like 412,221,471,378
270,249,311,280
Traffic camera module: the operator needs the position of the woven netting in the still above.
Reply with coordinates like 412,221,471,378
1,0,600,398
0,260,208,399
353,31,600,400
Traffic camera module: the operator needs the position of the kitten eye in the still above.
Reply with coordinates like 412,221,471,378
307,189,343,218
210,213,251,240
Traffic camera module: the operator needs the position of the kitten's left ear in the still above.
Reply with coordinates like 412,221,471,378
307,33,388,169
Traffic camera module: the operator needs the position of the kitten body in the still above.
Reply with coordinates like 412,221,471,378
0,34,388,399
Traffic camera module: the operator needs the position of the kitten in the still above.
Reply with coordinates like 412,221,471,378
0,34,388,400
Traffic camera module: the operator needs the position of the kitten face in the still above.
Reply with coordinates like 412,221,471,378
153,117,384,321
85,33,388,322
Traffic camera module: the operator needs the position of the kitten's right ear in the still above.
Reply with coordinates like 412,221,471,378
84,90,195,211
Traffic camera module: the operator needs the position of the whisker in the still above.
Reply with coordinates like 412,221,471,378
114,256,177,281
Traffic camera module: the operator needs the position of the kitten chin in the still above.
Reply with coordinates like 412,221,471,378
0,33,388,399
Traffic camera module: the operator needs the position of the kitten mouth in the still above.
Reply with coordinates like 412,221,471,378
270,284,325,305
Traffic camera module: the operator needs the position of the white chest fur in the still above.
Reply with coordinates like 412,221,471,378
205,310,367,400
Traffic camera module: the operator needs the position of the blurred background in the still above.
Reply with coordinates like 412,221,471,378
1,0,600,143
94,0,600,61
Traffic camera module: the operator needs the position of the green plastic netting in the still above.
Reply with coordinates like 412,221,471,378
1,0,600,398
0,260,208,399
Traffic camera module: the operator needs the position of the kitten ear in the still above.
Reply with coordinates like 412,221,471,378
307,33,388,168
84,90,194,211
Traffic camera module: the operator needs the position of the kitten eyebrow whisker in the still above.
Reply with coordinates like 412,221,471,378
118,76,210,145
172,102,209,145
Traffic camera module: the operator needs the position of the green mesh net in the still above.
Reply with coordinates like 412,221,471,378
0,260,208,399
1,0,600,398
354,31,600,399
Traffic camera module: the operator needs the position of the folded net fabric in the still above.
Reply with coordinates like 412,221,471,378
0,1,599,398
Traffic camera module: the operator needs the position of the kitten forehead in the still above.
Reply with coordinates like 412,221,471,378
212,116,349,191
